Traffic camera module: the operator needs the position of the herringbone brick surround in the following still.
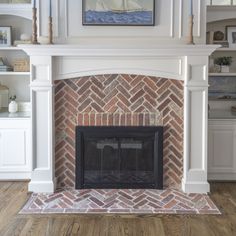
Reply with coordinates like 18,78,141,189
54,74,184,189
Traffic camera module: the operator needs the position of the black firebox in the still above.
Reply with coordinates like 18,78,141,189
76,126,163,189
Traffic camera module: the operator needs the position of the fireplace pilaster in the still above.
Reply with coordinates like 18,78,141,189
28,55,55,193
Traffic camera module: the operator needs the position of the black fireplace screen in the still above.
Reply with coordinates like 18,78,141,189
76,126,163,189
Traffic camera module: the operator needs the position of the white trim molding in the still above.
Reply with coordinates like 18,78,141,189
20,44,219,193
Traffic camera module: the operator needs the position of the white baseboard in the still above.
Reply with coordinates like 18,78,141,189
28,180,55,193
182,180,210,193
0,172,31,180
208,173,236,181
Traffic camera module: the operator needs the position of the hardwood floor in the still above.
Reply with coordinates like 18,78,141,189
0,182,236,236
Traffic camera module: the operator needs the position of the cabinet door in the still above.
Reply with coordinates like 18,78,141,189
0,128,30,172
208,122,236,179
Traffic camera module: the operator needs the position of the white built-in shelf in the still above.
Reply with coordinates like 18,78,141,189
207,6,236,23
209,98,236,101
215,48,236,52
0,46,26,51
0,72,30,76
209,73,236,76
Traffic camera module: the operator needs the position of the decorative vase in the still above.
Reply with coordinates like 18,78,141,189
221,65,230,73
8,101,18,113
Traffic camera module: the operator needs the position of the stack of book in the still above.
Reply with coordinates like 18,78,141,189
0,58,13,72
13,40,31,46
0,65,13,72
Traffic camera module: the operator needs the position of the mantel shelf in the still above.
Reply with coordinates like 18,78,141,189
18,44,220,57
209,73,236,76
215,48,236,52
0,72,30,76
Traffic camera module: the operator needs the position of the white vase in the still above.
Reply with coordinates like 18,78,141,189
8,101,18,113
221,65,230,73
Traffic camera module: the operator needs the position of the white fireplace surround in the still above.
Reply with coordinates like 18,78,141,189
20,44,218,193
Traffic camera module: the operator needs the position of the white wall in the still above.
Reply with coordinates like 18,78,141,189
37,0,207,45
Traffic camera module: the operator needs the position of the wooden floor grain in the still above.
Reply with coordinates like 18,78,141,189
0,182,235,236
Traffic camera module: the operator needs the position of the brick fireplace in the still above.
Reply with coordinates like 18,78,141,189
54,75,184,189
20,44,218,193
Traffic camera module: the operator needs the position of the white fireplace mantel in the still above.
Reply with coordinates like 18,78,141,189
19,44,217,57
19,44,219,193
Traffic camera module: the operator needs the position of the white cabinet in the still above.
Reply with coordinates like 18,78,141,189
0,119,31,179
0,9,32,180
208,120,236,180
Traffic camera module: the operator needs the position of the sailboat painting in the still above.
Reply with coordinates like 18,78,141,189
82,0,155,26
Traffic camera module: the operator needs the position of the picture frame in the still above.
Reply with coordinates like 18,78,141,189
226,25,236,48
0,27,11,47
82,0,155,26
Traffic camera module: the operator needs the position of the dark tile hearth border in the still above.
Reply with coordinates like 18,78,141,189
20,189,220,215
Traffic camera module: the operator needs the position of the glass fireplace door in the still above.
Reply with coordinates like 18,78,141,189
76,126,163,189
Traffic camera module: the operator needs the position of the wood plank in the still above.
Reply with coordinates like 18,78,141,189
0,182,236,236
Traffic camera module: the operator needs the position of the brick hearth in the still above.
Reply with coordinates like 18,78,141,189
54,74,184,189
20,188,220,215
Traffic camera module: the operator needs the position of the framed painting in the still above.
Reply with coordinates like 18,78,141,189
82,0,155,26
226,26,236,48
0,27,11,47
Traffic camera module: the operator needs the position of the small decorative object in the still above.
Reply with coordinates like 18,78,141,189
38,36,49,44
213,31,224,41
13,33,31,45
82,0,155,26
212,64,221,73
209,57,215,73
206,31,214,44
13,40,31,46
20,33,31,41
187,0,194,45
48,0,53,44
0,83,9,109
32,0,39,44
214,56,233,73
13,58,30,72
8,95,18,113
0,27,11,47
226,25,236,48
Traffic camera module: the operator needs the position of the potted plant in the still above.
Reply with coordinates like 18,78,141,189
8,95,18,113
214,56,233,73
